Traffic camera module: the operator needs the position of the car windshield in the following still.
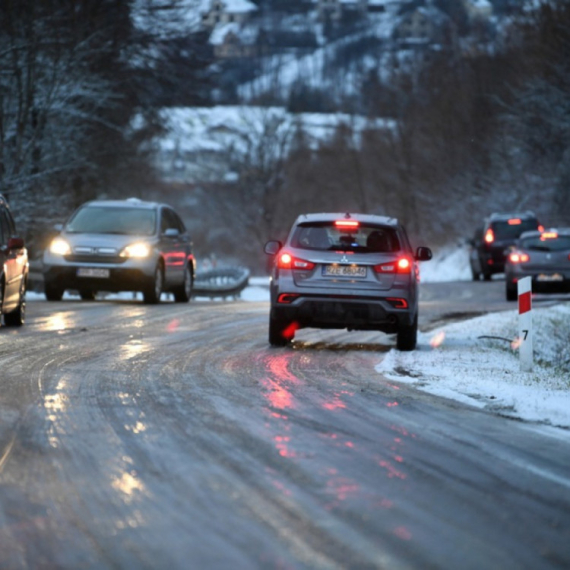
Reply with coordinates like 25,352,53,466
66,206,157,236
521,235,570,252
491,219,539,239
291,223,401,252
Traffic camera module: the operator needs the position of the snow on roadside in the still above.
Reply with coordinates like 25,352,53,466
377,304,570,428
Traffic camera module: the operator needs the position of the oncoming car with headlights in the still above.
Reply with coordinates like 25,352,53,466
42,199,195,303
264,213,432,351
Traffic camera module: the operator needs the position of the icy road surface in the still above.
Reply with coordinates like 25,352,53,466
0,281,569,569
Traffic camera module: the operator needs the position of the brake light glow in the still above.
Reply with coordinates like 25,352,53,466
278,293,300,304
335,220,359,229
508,218,522,225
508,252,530,263
277,252,315,270
538,225,544,232
387,298,408,309
484,229,494,243
374,257,412,274
540,232,558,240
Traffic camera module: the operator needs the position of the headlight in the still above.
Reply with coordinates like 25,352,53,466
49,237,71,256
120,243,151,258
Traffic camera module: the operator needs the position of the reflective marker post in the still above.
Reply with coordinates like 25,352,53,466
518,276,533,372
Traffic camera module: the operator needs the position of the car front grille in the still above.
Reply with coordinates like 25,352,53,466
64,254,126,264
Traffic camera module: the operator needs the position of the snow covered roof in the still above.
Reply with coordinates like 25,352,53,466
209,0,258,14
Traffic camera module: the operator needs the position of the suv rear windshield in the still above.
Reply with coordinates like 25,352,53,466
66,206,157,236
291,223,401,253
491,219,539,240
521,235,570,251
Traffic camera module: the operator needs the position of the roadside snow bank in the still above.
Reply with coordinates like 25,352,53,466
377,304,570,428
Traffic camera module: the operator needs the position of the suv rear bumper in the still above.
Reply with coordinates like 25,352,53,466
271,294,416,333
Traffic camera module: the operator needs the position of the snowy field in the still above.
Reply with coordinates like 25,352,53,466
27,245,570,429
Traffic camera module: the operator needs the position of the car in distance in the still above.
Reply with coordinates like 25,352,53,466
264,213,432,351
469,212,542,280
0,194,29,326
43,198,195,303
504,228,570,301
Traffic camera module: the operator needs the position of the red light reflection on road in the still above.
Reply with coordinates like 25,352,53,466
166,318,180,333
378,459,407,480
394,526,412,541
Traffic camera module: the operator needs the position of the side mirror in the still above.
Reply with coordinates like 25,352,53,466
415,246,432,261
54,223,63,232
264,240,282,255
164,228,180,238
8,237,25,250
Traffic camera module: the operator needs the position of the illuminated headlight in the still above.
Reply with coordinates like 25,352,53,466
120,243,151,258
49,237,72,256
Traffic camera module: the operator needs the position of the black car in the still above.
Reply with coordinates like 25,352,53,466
0,194,29,326
504,228,570,301
264,212,432,351
43,199,195,303
469,212,542,280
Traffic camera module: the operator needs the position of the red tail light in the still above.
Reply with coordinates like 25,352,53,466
374,257,412,274
335,220,359,229
508,218,521,225
277,252,315,270
508,251,530,264
484,228,494,244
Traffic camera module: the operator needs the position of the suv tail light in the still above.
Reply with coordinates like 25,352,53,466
335,220,359,229
277,252,315,270
508,251,530,263
484,228,494,244
374,257,412,274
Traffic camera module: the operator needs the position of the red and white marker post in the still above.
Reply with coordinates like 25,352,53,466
517,276,533,372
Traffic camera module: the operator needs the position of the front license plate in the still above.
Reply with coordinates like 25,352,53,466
323,265,366,277
536,273,563,282
77,267,110,279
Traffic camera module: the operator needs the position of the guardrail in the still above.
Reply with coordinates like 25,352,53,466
193,267,251,299
28,260,251,300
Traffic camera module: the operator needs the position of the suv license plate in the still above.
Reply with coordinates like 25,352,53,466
323,265,366,277
536,273,563,282
77,268,110,279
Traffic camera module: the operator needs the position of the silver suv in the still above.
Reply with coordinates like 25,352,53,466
42,199,195,303
264,213,432,350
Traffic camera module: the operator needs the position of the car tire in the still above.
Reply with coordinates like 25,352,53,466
506,283,517,302
79,289,96,301
269,310,291,347
4,283,26,327
471,267,480,281
482,270,492,281
396,314,418,351
173,265,193,303
44,281,64,301
143,263,164,304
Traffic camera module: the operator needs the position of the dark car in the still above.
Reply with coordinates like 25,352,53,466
42,198,195,303
0,194,29,326
504,228,570,301
264,212,432,351
469,212,542,280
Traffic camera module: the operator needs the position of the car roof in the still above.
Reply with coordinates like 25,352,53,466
80,198,165,210
293,212,399,227
487,211,538,222
520,228,570,239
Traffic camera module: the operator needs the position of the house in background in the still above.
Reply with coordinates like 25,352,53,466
209,22,259,58
393,4,456,47
201,0,258,29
